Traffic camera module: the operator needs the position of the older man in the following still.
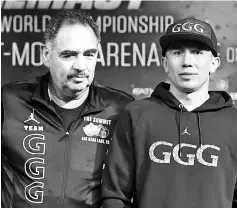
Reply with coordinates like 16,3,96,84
2,10,133,208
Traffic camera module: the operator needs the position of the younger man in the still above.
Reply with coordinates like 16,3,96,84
101,18,237,208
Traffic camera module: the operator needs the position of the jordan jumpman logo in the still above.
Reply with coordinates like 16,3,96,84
181,127,191,135
24,109,40,124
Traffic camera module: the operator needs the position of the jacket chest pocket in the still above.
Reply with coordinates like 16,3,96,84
69,137,108,172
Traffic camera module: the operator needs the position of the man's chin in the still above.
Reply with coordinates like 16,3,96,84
178,84,196,93
69,83,90,92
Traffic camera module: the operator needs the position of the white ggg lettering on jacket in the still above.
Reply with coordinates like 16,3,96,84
23,133,45,203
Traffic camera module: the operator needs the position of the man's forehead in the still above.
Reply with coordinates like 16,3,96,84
56,23,94,39
55,44,98,53
52,23,98,52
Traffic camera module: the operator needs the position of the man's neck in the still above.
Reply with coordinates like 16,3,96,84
48,84,89,109
169,84,210,112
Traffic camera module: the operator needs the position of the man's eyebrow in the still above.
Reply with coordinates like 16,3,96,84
59,49,98,56
59,50,78,56
83,49,98,54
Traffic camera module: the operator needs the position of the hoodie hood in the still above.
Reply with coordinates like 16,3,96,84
151,82,233,112
151,82,233,155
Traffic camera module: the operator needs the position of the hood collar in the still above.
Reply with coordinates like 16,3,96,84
151,82,233,112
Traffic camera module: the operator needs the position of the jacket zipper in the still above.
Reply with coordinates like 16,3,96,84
32,97,106,206
60,131,70,208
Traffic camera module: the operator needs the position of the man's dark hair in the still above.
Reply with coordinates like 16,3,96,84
44,9,101,45
163,40,216,57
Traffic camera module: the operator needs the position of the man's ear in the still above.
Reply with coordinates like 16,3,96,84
210,56,220,74
161,56,169,73
41,44,51,68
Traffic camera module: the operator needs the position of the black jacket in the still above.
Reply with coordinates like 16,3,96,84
2,73,134,208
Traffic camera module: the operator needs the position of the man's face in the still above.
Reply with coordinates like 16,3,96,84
43,23,98,96
162,40,220,93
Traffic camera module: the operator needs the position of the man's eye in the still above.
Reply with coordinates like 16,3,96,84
193,50,203,55
62,55,72,58
61,54,75,59
85,53,96,58
87,54,94,57
173,50,183,55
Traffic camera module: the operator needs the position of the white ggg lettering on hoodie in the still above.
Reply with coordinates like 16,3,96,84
23,134,45,203
149,141,220,167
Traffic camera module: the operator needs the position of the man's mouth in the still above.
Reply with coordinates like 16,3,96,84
179,72,197,75
76,74,88,78
179,72,198,79
68,72,88,79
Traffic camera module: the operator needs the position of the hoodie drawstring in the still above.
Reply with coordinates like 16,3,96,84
178,104,184,157
197,112,203,147
178,105,203,158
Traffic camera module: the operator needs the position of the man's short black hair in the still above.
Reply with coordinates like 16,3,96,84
44,9,101,45
163,40,217,57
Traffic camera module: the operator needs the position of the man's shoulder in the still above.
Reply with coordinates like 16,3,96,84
225,106,237,120
125,96,161,112
2,76,42,98
94,82,134,105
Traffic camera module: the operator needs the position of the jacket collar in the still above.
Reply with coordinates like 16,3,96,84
32,73,106,113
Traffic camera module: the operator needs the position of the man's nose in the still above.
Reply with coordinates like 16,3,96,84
182,51,194,67
73,55,86,71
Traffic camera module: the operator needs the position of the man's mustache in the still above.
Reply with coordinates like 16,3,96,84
67,70,89,79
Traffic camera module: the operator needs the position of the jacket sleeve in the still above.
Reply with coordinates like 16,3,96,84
101,108,135,208
1,89,14,208
233,181,237,208
2,158,14,208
